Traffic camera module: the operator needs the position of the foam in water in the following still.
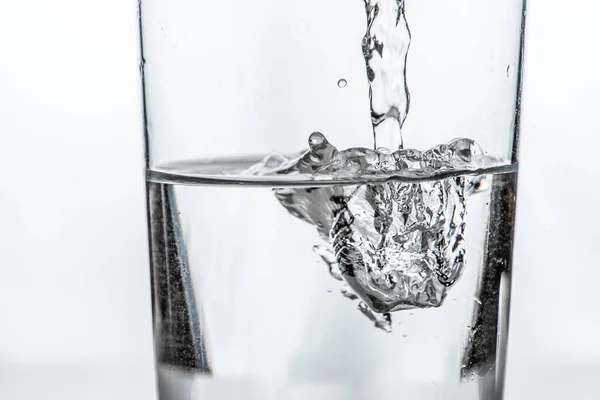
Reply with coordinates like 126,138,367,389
246,0,489,331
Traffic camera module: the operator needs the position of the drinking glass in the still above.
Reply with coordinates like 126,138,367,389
138,0,526,399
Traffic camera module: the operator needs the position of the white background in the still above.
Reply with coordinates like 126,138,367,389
0,0,599,398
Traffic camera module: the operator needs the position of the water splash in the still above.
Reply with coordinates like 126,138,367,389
259,133,486,331
263,132,484,178
242,0,489,332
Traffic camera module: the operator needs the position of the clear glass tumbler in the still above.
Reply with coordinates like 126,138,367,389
139,0,526,399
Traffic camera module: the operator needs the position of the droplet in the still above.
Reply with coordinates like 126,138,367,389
337,79,347,88
308,132,326,149
138,58,146,76
506,64,515,78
